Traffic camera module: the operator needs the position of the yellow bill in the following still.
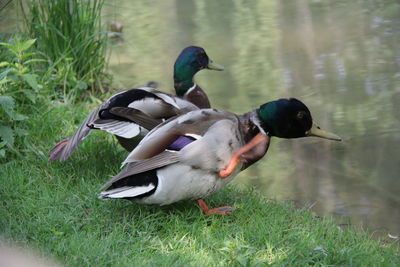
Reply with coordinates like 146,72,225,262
306,123,342,141
207,60,224,71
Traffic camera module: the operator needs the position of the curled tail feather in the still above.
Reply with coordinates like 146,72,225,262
48,106,101,162
48,138,71,161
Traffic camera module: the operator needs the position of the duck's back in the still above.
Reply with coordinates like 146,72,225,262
120,110,245,205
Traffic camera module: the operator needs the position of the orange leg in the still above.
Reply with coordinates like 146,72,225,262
219,133,270,178
195,199,233,215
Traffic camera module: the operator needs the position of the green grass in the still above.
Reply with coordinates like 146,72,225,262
1,102,399,266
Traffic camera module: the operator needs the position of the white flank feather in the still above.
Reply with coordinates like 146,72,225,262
100,184,155,199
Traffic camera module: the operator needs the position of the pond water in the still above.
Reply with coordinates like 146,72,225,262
104,0,400,237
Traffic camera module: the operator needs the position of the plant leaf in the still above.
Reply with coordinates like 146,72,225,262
20,52,35,60
0,42,18,57
0,125,14,146
24,58,47,65
0,148,5,158
22,89,37,103
14,127,28,136
20,39,36,51
0,77,10,86
12,113,28,121
0,95,27,120
0,95,15,115
75,80,88,91
0,68,13,79
22,73,39,90
0,42,14,50
0,61,10,68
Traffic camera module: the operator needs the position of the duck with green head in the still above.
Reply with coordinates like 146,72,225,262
49,46,224,162
99,98,341,215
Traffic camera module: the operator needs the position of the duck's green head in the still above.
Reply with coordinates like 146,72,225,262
174,46,224,96
257,98,342,141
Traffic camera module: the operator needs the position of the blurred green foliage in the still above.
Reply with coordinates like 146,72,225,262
0,0,111,161
0,38,45,159
20,0,109,98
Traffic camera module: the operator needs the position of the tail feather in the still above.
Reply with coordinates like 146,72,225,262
48,106,101,162
48,138,71,161
99,184,155,199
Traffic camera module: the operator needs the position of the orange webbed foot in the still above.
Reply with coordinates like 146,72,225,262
219,133,270,178
195,199,233,215
219,156,239,178
206,206,233,215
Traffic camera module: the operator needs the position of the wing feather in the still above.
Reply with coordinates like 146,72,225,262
48,104,103,161
90,119,141,138
123,109,235,163
101,151,180,189
109,107,162,130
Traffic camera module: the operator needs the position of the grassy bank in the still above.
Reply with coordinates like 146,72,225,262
1,102,399,266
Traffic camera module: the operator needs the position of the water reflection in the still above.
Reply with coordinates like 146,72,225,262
105,0,400,236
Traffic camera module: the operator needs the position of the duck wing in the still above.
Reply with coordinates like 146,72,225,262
109,107,162,130
48,103,104,162
122,109,235,163
49,87,199,161
88,88,198,136
100,151,180,190
101,111,243,191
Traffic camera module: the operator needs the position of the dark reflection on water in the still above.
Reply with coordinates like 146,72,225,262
105,0,398,237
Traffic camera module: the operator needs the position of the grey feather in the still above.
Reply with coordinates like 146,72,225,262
101,151,180,190
109,107,163,130
123,109,235,163
48,104,103,162
90,118,141,138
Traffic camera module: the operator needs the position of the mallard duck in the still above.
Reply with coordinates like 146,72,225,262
49,46,224,161
99,98,341,215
